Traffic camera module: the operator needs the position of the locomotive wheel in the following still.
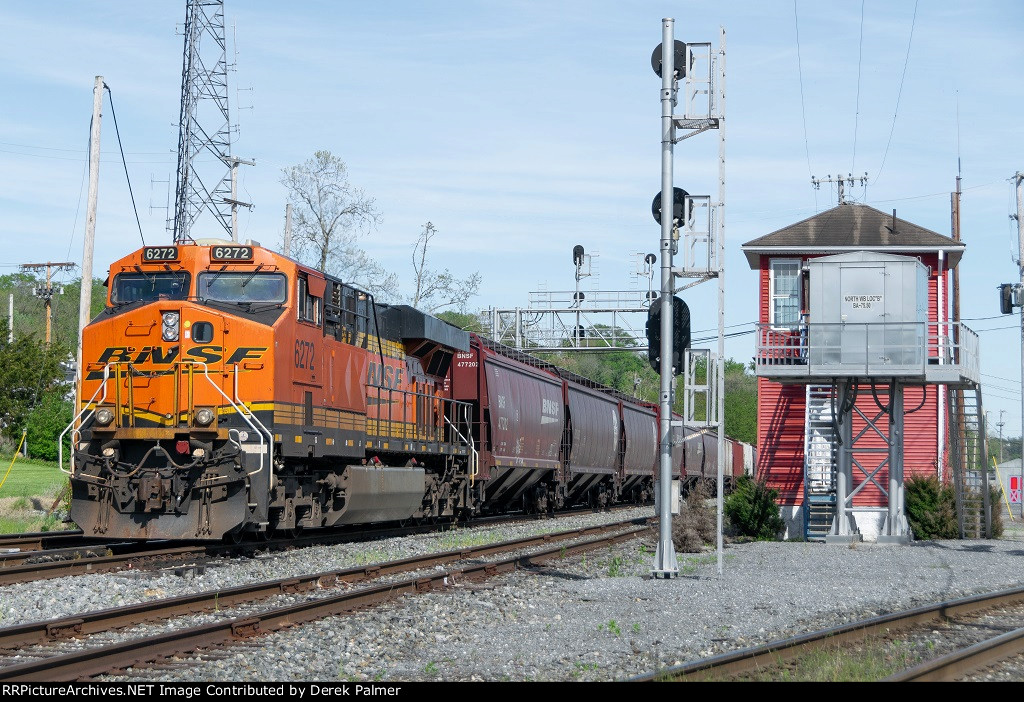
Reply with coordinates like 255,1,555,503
223,528,246,545
277,525,303,540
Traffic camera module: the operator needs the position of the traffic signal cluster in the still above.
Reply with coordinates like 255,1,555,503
646,296,690,375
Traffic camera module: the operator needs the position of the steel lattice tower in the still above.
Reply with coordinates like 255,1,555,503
172,0,233,243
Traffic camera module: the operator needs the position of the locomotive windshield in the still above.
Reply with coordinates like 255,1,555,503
198,271,287,304
111,271,190,304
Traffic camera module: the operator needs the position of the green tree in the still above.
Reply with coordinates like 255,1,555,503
0,274,106,351
723,359,757,444
436,310,488,334
988,434,1022,465
0,319,68,448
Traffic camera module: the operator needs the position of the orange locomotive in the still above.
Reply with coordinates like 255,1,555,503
67,240,477,539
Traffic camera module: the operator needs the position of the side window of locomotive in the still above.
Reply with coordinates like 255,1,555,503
297,274,322,326
111,272,191,304
337,285,370,344
191,321,214,343
356,293,369,337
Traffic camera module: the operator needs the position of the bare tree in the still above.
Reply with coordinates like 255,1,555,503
410,222,481,313
280,151,397,298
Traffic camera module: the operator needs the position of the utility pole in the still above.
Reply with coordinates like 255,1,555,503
811,173,868,205
7,294,12,343
79,75,103,389
1015,171,1023,492
950,175,963,489
998,409,1006,464
225,155,254,242
21,262,76,346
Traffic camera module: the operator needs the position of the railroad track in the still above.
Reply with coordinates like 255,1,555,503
0,529,86,552
0,518,653,681
0,504,647,586
630,585,1024,682
887,626,1024,681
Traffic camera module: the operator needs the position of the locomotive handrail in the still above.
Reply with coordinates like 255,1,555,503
366,384,472,448
444,405,479,486
177,360,274,480
59,365,113,476
228,362,275,479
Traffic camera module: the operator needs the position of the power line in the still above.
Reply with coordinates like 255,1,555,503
0,147,172,164
974,325,1020,333
851,0,865,174
793,0,813,181
873,0,919,185
984,372,1022,384
0,140,169,155
964,315,1013,322
104,84,147,246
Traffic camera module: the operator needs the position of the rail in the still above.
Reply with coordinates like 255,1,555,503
753,321,979,384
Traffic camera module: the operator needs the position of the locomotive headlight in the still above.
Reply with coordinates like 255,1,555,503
194,408,215,426
162,312,180,342
94,408,114,426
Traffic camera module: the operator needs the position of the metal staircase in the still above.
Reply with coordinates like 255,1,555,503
804,384,837,540
948,386,992,538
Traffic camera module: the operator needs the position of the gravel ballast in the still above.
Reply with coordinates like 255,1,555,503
6,511,1024,682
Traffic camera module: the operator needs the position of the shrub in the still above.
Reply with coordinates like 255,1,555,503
672,478,717,552
990,485,1004,538
904,475,958,539
24,390,73,462
724,474,784,540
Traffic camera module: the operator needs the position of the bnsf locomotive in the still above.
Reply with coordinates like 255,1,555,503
64,240,749,540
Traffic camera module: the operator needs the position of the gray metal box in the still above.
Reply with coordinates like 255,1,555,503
808,251,928,372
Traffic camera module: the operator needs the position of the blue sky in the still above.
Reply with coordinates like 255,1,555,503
1,1,1023,432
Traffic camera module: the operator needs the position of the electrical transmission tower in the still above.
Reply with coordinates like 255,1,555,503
172,0,252,243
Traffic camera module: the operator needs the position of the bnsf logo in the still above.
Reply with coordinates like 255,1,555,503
86,346,267,380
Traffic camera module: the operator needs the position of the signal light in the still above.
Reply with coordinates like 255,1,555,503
573,245,585,267
652,188,690,226
651,40,687,78
646,296,690,375
1000,284,1015,315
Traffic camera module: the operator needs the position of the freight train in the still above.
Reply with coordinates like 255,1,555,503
63,240,752,540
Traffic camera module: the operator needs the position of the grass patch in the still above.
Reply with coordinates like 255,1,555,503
0,513,67,534
435,527,504,550
722,638,922,682
0,455,71,534
679,553,717,574
350,549,391,566
0,455,65,499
